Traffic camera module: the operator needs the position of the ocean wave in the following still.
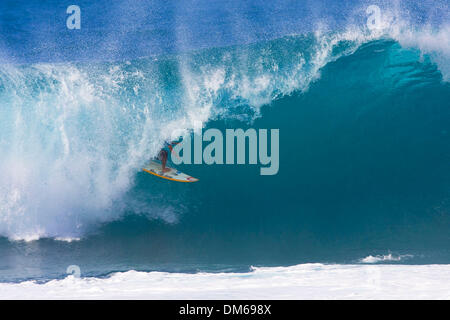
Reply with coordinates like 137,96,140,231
0,17,448,241
0,32,358,240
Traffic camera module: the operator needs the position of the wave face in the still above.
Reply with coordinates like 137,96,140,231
0,0,449,282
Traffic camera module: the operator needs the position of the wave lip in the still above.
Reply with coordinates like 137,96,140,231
1,263,450,299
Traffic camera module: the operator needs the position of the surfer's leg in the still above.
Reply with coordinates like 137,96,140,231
160,150,170,172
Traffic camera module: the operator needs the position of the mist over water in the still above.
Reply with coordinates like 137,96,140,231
0,0,449,283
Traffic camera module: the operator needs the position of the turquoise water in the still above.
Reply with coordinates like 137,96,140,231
0,1,449,283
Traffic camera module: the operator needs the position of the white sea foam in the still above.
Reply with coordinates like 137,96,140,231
0,263,449,299
0,62,210,240
54,237,81,242
360,254,413,263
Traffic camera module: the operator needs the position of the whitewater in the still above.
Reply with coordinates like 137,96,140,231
1,264,449,299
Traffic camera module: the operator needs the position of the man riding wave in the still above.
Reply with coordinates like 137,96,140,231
157,140,180,173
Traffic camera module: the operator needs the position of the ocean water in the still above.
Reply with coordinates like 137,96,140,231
0,0,449,298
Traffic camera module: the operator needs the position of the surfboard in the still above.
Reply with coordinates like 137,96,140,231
142,160,199,183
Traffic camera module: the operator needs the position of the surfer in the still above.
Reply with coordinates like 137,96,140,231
157,148,170,173
157,140,180,173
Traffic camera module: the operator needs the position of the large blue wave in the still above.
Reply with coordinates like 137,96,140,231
0,0,449,282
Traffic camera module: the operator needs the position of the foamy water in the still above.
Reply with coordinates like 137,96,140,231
1,264,449,299
360,254,414,263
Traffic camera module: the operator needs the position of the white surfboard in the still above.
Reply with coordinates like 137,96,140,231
143,160,199,183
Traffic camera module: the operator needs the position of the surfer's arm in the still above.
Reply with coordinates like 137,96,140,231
167,141,182,161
